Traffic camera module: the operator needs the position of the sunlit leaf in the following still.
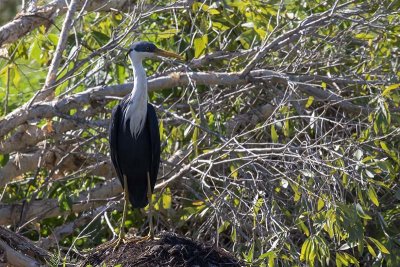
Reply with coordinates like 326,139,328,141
157,29,179,39
271,124,278,143
300,238,310,261
317,198,325,211
218,221,230,234
29,40,41,62
367,242,377,257
354,149,363,161
241,22,254,28
368,187,379,207
382,83,400,96
355,33,375,40
194,35,208,58
305,96,314,108
368,237,390,254
162,188,172,209
355,203,372,220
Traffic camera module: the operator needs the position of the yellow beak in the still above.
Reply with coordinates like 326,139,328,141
154,48,184,60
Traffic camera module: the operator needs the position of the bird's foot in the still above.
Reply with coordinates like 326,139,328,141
109,235,126,253
135,233,159,244
92,235,125,254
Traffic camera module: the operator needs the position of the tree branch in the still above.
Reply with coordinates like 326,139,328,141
0,226,51,266
0,0,192,47
0,70,369,139
0,178,121,226
32,0,78,103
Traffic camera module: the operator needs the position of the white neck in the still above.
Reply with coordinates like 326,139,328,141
124,53,148,137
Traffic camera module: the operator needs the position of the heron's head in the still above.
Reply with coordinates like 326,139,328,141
126,41,183,62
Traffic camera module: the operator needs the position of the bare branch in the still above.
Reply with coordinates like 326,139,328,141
0,179,121,226
32,0,78,103
0,226,51,266
0,70,368,139
0,0,193,47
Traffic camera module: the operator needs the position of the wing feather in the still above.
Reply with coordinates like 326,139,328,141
147,103,161,191
109,104,124,184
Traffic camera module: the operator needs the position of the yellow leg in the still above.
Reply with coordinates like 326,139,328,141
113,175,128,251
147,172,154,239
120,174,129,239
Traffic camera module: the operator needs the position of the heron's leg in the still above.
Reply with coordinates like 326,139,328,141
147,172,154,239
120,174,129,239
113,174,129,251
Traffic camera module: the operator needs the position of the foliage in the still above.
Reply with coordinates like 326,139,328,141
0,0,399,266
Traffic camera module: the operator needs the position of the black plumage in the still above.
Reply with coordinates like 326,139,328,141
109,96,160,208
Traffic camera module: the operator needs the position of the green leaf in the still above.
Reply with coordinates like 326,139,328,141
298,219,310,237
58,192,72,211
48,33,59,46
92,31,110,46
336,252,359,267
161,188,172,209
317,198,325,211
253,198,263,216
245,242,255,263
271,124,278,143
212,21,230,31
258,251,275,260
12,67,20,87
300,238,310,261
218,221,230,234
194,35,208,58
367,242,377,257
335,252,348,267
354,149,363,161
382,84,400,96
241,22,254,28
231,227,236,243
157,29,178,39
283,118,290,137
365,169,375,178
29,40,41,62
355,33,375,40
0,154,9,167
368,237,390,254
305,96,314,108
368,187,379,207
355,203,372,220
192,126,199,156
230,165,238,179
207,8,220,15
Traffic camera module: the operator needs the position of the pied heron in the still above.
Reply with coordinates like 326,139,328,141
109,41,182,242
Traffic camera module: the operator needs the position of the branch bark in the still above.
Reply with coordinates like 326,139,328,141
0,150,111,188
0,178,121,226
34,0,78,103
0,0,192,47
0,226,51,266
0,70,369,139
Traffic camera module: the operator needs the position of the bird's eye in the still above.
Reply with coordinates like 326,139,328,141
146,47,150,51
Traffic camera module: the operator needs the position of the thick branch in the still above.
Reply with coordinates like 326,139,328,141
0,226,51,266
0,70,369,139
0,108,101,155
0,178,121,226
36,0,78,103
225,103,275,135
0,0,192,47
0,146,105,187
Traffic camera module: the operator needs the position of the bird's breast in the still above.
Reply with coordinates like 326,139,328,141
123,98,147,138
